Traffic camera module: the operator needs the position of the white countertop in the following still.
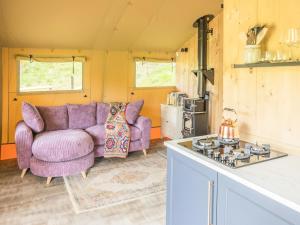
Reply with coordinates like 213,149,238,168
164,135,300,214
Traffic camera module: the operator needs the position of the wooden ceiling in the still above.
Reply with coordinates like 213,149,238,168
0,0,222,51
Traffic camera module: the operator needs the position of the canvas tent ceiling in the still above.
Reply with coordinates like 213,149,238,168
0,0,222,51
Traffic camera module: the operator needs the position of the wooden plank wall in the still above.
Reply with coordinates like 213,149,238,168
224,0,300,154
176,13,223,133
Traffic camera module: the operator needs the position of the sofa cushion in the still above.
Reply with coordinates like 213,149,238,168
67,103,96,129
85,125,142,146
32,129,94,162
22,102,44,133
126,100,144,124
37,105,68,131
85,125,105,145
97,102,110,124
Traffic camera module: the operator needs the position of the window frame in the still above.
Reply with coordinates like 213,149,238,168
133,58,176,89
17,57,85,95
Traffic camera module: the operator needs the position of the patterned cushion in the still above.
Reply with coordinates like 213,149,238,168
126,100,144,124
32,129,94,162
96,102,110,124
85,125,142,146
67,103,96,129
22,102,44,133
37,105,68,131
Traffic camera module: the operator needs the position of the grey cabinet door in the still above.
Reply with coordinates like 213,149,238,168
217,174,300,225
167,149,218,225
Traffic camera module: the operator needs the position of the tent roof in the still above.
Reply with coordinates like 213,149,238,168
0,0,222,51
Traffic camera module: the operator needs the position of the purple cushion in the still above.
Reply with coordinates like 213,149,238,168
32,129,94,162
97,103,110,124
67,103,96,129
37,105,68,131
85,125,142,146
22,102,44,133
126,100,144,124
85,125,105,145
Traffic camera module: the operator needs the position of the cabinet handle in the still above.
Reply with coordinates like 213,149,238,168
208,181,214,225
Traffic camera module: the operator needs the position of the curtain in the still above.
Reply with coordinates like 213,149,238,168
15,55,86,63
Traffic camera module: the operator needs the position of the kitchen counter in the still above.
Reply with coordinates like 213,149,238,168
165,135,300,214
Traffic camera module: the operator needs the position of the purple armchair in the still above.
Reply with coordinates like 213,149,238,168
15,101,152,184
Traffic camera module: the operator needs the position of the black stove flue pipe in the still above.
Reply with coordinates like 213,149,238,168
192,14,215,98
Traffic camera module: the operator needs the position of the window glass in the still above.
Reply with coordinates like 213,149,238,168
19,60,83,92
135,60,176,88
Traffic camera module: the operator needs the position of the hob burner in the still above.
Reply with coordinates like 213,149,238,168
235,152,251,160
245,143,270,155
218,138,240,146
192,137,220,150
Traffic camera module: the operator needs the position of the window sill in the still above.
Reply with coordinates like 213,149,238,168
17,90,85,95
133,86,176,90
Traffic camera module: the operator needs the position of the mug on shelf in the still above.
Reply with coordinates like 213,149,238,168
244,45,261,63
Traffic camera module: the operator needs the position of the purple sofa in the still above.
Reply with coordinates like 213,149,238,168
15,100,151,184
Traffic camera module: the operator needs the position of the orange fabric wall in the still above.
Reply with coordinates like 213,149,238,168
0,144,16,160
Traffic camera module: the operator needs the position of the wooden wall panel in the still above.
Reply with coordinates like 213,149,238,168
224,0,300,154
176,13,223,133
207,13,223,134
176,35,198,98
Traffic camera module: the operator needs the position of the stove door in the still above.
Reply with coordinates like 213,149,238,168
182,113,194,137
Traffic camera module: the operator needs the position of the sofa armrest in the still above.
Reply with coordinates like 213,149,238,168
134,116,152,149
15,121,33,169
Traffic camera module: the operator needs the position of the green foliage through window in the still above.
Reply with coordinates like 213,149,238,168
135,60,176,88
19,60,83,92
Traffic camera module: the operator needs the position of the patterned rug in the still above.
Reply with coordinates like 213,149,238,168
64,150,167,214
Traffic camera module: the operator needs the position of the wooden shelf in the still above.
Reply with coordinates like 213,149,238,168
233,61,300,68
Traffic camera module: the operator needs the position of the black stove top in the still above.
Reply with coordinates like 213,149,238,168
178,136,288,168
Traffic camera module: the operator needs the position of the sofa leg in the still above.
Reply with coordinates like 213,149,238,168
143,149,147,156
81,171,87,179
46,177,52,185
20,168,28,178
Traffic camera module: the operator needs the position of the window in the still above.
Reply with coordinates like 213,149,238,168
135,59,176,88
18,57,84,93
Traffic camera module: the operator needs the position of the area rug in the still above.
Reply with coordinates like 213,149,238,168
64,150,167,214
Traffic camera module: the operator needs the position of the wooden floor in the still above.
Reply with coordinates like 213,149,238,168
0,140,166,225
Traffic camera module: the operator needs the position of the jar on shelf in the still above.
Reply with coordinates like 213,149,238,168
244,45,261,63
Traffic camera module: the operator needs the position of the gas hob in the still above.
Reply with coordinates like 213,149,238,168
178,136,288,168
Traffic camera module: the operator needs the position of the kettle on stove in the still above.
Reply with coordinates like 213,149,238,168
219,108,239,140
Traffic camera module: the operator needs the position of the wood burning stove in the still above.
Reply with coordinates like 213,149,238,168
182,15,215,138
